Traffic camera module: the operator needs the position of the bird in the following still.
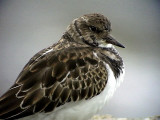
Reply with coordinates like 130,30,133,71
0,13,125,120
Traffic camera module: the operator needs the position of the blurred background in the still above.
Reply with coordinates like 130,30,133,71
0,0,160,118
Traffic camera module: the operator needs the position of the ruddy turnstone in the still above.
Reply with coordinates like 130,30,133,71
0,13,125,120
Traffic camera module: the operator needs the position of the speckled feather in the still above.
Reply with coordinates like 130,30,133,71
0,46,109,119
0,13,124,120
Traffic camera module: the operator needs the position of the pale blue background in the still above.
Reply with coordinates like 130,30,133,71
0,0,160,117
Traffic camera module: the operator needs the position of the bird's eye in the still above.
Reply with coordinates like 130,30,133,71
89,26,101,33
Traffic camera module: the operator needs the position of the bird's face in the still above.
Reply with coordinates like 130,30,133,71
67,13,125,48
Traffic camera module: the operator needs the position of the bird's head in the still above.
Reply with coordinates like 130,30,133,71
66,13,125,48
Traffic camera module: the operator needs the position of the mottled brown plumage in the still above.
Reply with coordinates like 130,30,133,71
0,13,125,120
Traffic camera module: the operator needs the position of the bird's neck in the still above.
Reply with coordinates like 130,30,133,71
96,47,124,78
52,32,88,51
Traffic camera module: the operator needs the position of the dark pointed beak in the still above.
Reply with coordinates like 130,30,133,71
103,35,125,48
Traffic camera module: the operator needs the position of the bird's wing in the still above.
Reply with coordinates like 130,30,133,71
0,46,108,120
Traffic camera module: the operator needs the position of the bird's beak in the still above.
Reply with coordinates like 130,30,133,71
103,35,125,48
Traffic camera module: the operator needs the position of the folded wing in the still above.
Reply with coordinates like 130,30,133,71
0,47,108,120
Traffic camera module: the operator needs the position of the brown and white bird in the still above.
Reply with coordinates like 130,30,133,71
0,13,125,120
